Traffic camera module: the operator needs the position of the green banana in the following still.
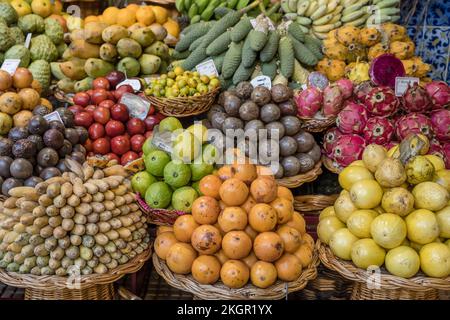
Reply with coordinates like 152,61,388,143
227,0,239,8
191,15,202,23
281,0,293,13
312,13,333,25
237,0,251,10
376,7,401,15
310,4,327,20
196,0,209,13
305,1,319,16
188,4,199,19
313,21,341,33
341,9,365,22
288,0,298,12
297,1,310,15
376,0,400,9
201,0,220,20
296,16,312,25
175,0,185,12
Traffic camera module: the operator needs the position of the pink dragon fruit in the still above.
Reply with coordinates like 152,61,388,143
335,79,353,99
330,134,366,167
336,102,368,134
364,87,399,117
443,143,450,168
323,127,343,156
384,140,399,150
395,113,434,140
401,83,431,112
425,81,450,109
363,116,395,145
430,109,450,142
354,81,374,103
428,138,445,160
295,87,323,117
323,84,344,117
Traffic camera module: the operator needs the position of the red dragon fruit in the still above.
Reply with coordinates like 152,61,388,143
336,102,368,134
443,143,450,168
364,87,399,117
401,83,431,112
335,79,353,99
396,113,434,140
430,109,450,142
323,127,343,156
384,140,399,150
363,116,395,145
323,84,344,117
428,138,445,160
330,134,366,167
425,81,450,109
295,87,323,117
354,81,374,103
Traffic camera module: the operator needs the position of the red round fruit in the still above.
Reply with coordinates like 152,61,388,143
111,135,130,155
127,118,145,135
145,131,153,139
111,103,129,122
121,151,139,166
92,138,110,155
144,115,160,131
106,71,126,89
88,123,105,140
106,152,120,162
74,111,93,128
68,105,84,115
93,77,110,90
105,120,125,137
98,100,115,109
84,105,96,116
130,134,145,152
147,105,156,116
86,89,94,97
91,89,109,105
93,106,111,125
155,113,166,121
114,85,134,101
85,138,93,152
107,91,116,102
138,151,143,157
73,92,90,106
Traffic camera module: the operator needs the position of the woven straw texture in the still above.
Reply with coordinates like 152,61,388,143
136,194,185,226
294,194,338,212
299,116,336,133
277,160,323,189
322,156,343,174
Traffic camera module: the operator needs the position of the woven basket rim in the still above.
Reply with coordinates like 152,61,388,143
317,240,450,291
294,194,339,212
0,246,152,291
298,115,336,133
276,160,322,189
152,246,320,300
322,156,343,174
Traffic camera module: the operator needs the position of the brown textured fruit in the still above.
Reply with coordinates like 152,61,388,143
218,165,234,180
250,178,278,203
249,203,278,232
0,70,12,90
191,196,221,225
219,178,249,206
221,231,252,259
191,255,221,284
242,251,258,269
173,215,199,243
253,232,284,262
191,225,222,255
18,88,40,111
294,245,313,268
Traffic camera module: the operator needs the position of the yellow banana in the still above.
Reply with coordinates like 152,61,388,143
317,0,328,6
305,0,319,16
312,21,342,32
344,13,369,26
312,13,334,25
297,0,310,15
326,0,339,13
296,16,312,25
330,5,343,15
343,0,369,16
329,13,342,23
310,4,328,20
313,31,328,39
288,0,298,12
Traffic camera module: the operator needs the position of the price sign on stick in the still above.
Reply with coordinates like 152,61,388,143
251,75,272,89
1,59,21,75
196,59,219,77
44,111,64,125
395,77,419,96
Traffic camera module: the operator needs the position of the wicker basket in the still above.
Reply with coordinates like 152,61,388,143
276,160,323,189
322,156,343,174
299,116,336,133
152,249,319,300
146,88,220,117
294,194,338,212
318,241,450,300
136,194,186,226
0,247,152,300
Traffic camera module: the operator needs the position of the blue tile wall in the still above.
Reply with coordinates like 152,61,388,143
402,0,450,83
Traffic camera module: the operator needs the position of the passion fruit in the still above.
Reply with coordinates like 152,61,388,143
338,165,374,191
349,179,383,209
419,243,450,278
405,156,435,185
10,158,33,179
329,228,359,260
249,203,277,232
350,238,386,269
381,188,414,217
374,158,406,188
385,246,420,278
166,243,197,274
191,255,221,285
253,232,284,262
274,253,302,281
154,232,178,260
250,261,277,288
317,216,345,245
370,213,407,249
191,225,222,255
362,144,387,172
221,231,252,259
334,192,358,223
346,210,378,238
220,260,249,289
412,182,449,211
405,209,439,245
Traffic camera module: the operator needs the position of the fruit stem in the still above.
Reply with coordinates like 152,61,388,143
241,0,262,14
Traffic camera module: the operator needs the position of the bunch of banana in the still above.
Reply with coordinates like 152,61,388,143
176,0,281,23
365,0,401,26
339,0,400,27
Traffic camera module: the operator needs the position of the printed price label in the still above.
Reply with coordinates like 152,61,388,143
117,79,142,91
44,111,64,125
251,75,272,89
196,59,219,77
395,77,419,96
250,18,276,31
120,93,150,120
0,59,21,75
25,33,32,49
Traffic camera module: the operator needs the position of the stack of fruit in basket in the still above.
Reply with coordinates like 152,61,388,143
209,82,321,178
318,136,450,278
174,10,323,88
0,105,89,196
0,68,49,134
281,0,402,40
144,66,221,98
317,23,431,81
68,71,165,165
132,118,217,212
154,159,315,288
0,159,150,275
323,81,450,170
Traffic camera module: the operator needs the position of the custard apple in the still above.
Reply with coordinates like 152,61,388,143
30,35,59,62
45,18,64,45
5,45,30,67
9,27,25,45
0,3,18,26
29,60,51,93
0,24,14,52
18,14,45,34
0,17,6,26
57,42,68,57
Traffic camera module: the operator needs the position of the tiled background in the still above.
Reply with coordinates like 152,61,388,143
401,0,450,83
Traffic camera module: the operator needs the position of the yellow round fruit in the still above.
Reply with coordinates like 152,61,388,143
375,158,407,188
329,228,359,260
347,210,377,238
362,144,387,173
405,156,435,185
425,155,446,171
334,192,357,223
434,169,450,192
381,187,415,217
410,241,424,252
317,216,345,245
191,255,221,284
250,261,277,289
136,6,155,25
351,239,386,269
349,160,365,167
412,182,449,211
370,213,407,249
11,0,31,17
446,239,450,248
102,7,119,25
349,179,383,209
385,246,420,278
419,243,450,278
126,3,140,14
151,6,168,24
338,166,374,190
116,8,136,27
406,209,439,245
31,0,52,17
436,206,450,238
319,206,335,221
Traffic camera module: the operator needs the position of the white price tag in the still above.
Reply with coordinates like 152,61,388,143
195,59,219,77
44,111,64,125
120,93,150,120
24,33,32,49
251,75,272,89
395,77,419,96
1,59,21,75
250,18,275,31
117,79,141,91
301,84,308,90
